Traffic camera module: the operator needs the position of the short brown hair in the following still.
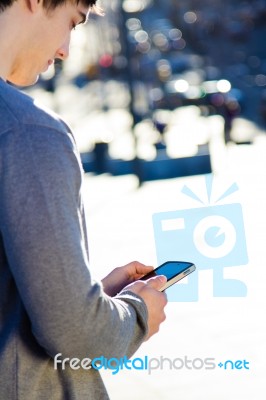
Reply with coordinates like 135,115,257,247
0,0,97,13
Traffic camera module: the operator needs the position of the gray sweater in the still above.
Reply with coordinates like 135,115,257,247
0,79,148,399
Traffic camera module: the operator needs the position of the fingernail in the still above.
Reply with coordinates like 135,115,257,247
158,275,167,283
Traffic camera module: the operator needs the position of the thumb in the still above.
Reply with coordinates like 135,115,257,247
146,275,167,290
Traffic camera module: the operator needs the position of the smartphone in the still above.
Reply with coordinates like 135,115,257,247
140,261,196,291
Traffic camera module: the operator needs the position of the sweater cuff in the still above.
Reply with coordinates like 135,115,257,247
114,290,148,337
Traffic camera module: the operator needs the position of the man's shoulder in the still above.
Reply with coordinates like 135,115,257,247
0,80,68,134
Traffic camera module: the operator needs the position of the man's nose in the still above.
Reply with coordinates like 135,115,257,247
55,36,70,60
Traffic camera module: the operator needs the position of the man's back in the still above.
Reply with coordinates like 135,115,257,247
0,79,112,399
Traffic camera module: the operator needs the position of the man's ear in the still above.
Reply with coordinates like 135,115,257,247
25,0,42,13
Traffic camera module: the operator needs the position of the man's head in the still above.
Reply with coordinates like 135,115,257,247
0,0,98,86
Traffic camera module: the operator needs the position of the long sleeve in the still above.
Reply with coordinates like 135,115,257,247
0,120,148,361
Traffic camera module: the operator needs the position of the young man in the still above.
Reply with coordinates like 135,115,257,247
0,0,168,399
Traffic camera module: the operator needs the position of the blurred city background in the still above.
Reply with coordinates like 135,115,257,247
26,0,266,182
25,0,266,399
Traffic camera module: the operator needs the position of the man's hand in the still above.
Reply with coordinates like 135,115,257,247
101,261,154,297
121,275,168,341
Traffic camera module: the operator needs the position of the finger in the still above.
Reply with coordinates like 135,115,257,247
146,275,167,290
132,262,154,275
124,262,154,278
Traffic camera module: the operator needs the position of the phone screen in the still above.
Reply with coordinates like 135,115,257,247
141,261,194,281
